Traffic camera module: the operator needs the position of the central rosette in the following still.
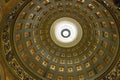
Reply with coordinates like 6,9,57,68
61,29,71,38
50,17,83,48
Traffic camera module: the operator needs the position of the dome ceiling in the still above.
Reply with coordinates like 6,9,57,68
0,0,120,80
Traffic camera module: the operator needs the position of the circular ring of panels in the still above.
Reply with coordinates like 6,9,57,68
1,0,120,80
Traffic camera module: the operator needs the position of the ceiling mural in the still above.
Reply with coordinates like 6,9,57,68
0,0,120,80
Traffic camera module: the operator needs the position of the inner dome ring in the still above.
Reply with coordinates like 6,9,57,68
50,17,83,48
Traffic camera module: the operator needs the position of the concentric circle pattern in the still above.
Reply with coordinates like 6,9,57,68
1,0,120,80
50,17,82,47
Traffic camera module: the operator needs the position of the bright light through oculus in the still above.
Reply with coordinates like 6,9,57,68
50,17,83,48
61,29,71,38
55,21,78,43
